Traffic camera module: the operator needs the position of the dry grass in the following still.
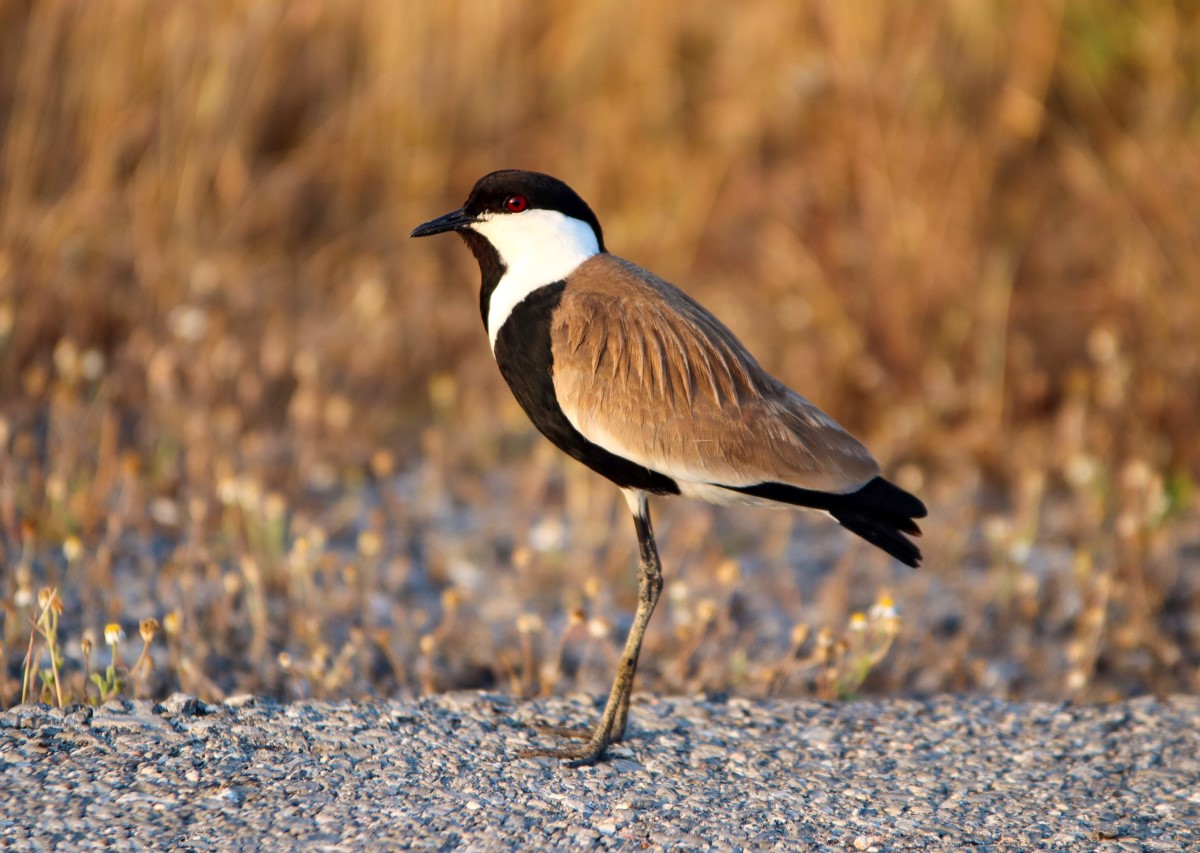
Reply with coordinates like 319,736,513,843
2,0,1198,709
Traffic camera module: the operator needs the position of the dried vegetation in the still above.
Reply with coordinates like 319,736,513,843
2,1,1199,708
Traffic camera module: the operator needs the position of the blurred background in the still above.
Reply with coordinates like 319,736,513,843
2,0,1198,709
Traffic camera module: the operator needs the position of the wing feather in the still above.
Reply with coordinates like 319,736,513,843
551,255,880,495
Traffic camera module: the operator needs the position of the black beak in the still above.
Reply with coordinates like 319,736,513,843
410,207,477,238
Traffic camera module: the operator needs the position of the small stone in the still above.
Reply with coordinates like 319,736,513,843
595,819,618,835
155,694,205,716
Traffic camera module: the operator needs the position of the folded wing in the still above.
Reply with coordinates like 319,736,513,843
550,255,881,498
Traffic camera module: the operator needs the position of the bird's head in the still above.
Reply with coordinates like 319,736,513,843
411,170,606,269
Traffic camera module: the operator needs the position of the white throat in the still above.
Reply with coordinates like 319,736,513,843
473,209,600,349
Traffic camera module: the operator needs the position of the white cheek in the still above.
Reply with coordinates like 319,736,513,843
475,210,600,349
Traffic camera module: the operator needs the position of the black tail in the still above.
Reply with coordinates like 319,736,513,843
721,476,927,568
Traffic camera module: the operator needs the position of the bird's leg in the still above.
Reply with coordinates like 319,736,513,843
520,492,663,765
609,510,660,742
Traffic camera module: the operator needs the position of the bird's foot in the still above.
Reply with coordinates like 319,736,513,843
519,717,624,766
518,732,613,767
527,722,609,741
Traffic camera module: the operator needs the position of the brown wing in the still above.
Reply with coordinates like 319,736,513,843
551,255,880,495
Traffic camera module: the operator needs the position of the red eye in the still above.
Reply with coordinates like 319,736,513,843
504,195,528,213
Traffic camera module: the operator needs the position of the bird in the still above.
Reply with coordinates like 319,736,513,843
411,169,927,765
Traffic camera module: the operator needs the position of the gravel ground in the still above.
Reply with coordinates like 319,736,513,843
1,693,1198,851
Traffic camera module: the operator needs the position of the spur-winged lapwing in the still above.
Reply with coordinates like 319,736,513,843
412,170,927,765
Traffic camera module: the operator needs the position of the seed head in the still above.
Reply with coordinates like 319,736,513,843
716,559,741,587
163,610,183,637
790,623,810,647
516,613,543,635
440,587,463,612
63,535,83,562
357,530,382,557
869,593,898,621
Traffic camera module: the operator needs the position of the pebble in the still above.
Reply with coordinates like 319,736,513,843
0,694,1198,849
